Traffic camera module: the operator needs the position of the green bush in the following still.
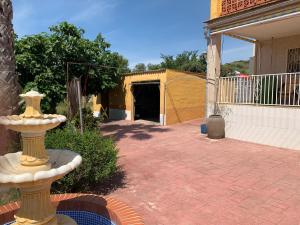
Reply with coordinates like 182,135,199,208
72,107,102,131
0,189,20,206
56,99,102,131
55,100,69,116
45,127,118,193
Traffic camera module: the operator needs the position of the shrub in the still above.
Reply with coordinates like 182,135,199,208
72,107,102,131
0,189,20,206
55,100,69,116
45,127,118,193
56,99,102,131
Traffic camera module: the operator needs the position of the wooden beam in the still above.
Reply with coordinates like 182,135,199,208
224,33,256,43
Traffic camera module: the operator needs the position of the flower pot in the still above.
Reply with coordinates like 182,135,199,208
207,115,225,139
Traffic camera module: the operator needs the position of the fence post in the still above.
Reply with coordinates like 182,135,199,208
76,78,84,135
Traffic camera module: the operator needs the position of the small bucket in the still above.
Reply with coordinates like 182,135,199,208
200,124,207,134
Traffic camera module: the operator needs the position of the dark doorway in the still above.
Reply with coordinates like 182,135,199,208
132,81,160,123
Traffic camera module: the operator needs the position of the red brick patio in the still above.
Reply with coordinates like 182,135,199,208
102,119,300,225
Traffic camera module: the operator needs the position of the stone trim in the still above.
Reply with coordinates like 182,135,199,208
0,194,144,225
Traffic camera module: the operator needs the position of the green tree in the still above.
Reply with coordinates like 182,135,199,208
133,63,146,72
160,51,207,73
134,51,207,73
16,22,129,113
147,63,162,71
221,60,250,77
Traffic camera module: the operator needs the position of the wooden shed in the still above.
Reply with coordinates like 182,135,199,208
93,69,206,125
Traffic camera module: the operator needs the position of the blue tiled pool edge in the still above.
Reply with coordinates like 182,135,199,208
5,211,116,225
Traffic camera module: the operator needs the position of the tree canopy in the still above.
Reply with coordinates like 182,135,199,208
16,22,129,113
160,51,207,73
132,51,251,79
132,51,207,74
221,60,250,77
132,63,147,73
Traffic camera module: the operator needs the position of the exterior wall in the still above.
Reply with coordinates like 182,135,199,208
165,70,206,125
221,0,281,17
109,81,127,117
257,34,300,74
210,0,283,19
92,95,101,117
222,104,300,150
210,0,222,19
109,71,167,122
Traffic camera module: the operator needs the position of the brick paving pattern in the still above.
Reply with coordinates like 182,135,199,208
102,120,300,225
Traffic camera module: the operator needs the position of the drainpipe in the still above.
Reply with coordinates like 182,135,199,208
204,26,210,119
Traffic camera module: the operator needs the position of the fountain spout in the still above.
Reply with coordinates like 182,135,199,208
20,91,45,118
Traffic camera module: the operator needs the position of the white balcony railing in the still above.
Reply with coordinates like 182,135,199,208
217,73,300,107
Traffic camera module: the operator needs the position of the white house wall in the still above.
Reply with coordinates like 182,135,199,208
257,34,300,74
222,104,300,150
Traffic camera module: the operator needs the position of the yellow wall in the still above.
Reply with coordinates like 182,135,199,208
92,94,101,112
109,81,127,110
210,0,222,19
165,70,206,125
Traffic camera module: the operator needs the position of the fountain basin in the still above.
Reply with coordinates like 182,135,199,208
0,194,144,225
0,150,82,188
5,211,116,225
0,115,66,133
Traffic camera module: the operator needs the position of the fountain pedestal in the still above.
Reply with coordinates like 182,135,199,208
14,183,76,225
0,91,82,225
20,132,49,166
14,183,57,225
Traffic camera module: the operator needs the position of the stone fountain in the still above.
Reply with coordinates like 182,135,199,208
0,90,82,225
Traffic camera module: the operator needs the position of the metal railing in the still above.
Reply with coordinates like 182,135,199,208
217,73,300,107
221,0,280,16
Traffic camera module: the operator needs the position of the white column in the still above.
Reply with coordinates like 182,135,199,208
206,33,222,117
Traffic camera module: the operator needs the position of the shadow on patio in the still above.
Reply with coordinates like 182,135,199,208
91,166,127,195
100,120,171,142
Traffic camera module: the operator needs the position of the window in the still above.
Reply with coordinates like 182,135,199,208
287,48,300,73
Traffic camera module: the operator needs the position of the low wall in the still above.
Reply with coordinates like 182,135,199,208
109,109,131,121
221,104,300,150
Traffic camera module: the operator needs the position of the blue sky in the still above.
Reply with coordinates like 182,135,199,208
13,0,253,67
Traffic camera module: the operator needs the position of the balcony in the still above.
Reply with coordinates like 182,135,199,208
221,0,281,16
218,73,300,107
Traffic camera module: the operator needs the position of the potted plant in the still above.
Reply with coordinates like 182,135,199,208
207,78,225,139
